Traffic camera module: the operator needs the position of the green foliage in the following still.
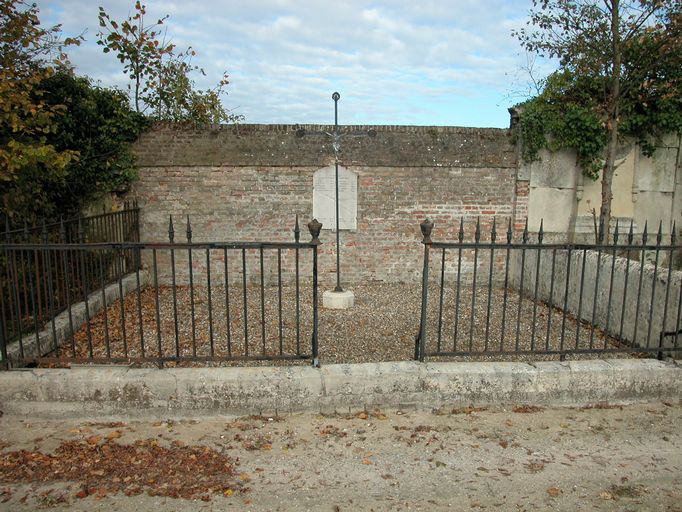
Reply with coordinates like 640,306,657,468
0,0,81,221
97,1,242,124
38,72,148,217
513,1,682,181
0,1,145,222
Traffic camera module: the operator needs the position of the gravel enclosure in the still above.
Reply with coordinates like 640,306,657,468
48,280,636,367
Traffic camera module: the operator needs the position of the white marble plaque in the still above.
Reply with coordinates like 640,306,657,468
313,165,357,230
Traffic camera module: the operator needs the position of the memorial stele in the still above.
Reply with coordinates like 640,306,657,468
312,165,358,231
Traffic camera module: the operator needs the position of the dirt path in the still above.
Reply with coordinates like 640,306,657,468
1,402,680,511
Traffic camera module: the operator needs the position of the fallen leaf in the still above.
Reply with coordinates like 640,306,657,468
361,458,373,465
547,487,561,497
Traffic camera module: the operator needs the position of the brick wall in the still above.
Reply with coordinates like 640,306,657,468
130,124,519,285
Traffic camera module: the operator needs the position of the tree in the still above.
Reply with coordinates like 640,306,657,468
38,72,148,217
514,0,682,238
97,1,241,123
0,0,80,220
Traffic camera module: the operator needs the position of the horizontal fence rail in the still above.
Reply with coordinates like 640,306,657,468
3,201,140,244
0,216,322,368
415,217,682,361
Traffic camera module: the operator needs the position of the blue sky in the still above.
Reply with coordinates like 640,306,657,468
36,0,555,128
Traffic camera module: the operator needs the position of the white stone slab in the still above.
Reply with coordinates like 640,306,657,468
323,290,355,309
313,165,357,230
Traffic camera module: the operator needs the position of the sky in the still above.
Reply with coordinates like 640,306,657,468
35,0,555,128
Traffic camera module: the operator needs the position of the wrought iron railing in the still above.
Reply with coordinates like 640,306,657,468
0,216,322,368
415,218,682,361
0,205,141,353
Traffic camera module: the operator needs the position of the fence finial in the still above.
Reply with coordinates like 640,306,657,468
656,220,662,245
628,219,634,244
186,215,192,242
491,216,497,243
538,219,544,244
420,218,434,244
613,218,620,244
671,222,677,245
457,218,464,243
506,218,512,244
522,218,529,244
598,218,605,243
474,217,481,242
308,218,322,245
294,215,300,243
168,215,175,243
642,220,648,245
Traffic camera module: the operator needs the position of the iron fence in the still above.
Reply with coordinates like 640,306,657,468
415,217,682,361
0,216,322,368
0,205,140,353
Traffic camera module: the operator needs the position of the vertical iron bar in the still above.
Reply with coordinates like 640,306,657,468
42,224,58,356
260,246,266,354
575,248,587,350
659,226,676,358
499,219,512,352
619,222,634,341
309,217,321,365
277,248,283,356
24,227,41,356
530,221,543,351
604,221,620,348
10,247,24,360
242,248,249,357
416,219,433,361
646,223,662,349
559,246,572,359
78,245,93,358
545,248,557,352
0,247,9,365
116,248,128,358
589,228,604,350
469,218,481,352
484,218,496,352
453,219,464,352
60,222,76,357
187,216,196,357
223,247,232,357
436,248,446,352
632,223,648,346
514,220,528,353
135,249,145,359
98,250,111,358
152,249,163,367
294,217,301,355
312,243,319,364
206,248,214,358
168,216,179,358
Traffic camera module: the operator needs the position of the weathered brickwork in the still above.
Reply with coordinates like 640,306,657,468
130,124,520,284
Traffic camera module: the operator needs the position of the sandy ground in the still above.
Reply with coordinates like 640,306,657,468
1,401,680,511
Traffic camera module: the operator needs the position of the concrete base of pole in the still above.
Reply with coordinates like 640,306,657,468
323,289,354,309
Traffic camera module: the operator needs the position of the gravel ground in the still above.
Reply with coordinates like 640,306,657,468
49,281,635,367
1,402,681,511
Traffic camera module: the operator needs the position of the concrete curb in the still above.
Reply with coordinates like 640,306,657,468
0,359,680,419
4,270,149,364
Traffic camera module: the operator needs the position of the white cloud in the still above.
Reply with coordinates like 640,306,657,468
36,0,540,127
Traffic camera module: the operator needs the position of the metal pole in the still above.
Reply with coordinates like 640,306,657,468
332,92,343,292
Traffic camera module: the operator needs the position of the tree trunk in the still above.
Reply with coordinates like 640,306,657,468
599,0,622,243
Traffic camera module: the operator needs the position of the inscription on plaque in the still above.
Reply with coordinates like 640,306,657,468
313,165,357,230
